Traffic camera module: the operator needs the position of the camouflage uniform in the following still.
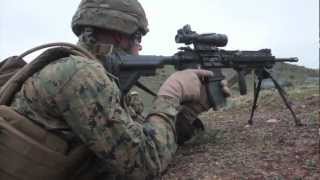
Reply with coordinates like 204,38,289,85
6,0,186,179
125,91,145,123
10,54,178,179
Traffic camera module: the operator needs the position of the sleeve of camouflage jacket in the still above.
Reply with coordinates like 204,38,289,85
36,56,178,178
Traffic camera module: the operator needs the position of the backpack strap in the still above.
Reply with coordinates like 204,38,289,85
0,56,27,87
0,42,118,106
0,47,72,105
0,56,26,73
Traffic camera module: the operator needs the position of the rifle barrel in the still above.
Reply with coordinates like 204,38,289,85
119,55,173,70
275,57,299,62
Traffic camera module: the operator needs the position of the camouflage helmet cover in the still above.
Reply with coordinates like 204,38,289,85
71,0,149,36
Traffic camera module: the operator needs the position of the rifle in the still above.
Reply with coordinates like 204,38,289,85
103,24,302,126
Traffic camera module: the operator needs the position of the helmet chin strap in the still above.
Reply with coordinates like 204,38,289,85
92,43,114,57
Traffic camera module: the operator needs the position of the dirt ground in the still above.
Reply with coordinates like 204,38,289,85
162,85,319,180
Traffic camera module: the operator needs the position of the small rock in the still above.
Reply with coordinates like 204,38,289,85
267,119,278,123
300,105,306,108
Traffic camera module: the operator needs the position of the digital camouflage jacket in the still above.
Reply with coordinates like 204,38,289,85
9,54,179,179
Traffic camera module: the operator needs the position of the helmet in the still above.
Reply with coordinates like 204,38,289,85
71,0,149,36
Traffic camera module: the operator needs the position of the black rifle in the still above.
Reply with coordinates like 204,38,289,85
103,24,301,126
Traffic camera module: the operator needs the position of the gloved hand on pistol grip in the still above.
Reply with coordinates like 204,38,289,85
158,69,213,114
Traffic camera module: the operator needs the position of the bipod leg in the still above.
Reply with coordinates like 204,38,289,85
269,75,302,126
248,78,263,125
253,72,257,97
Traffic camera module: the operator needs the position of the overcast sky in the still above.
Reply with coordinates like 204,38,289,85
1,0,319,69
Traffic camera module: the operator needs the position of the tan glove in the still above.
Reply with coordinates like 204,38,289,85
181,79,231,114
221,79,231,97
158,69,213,113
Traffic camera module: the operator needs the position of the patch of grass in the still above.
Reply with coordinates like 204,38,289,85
287,85,319,101
184,129,226,146
305,110,319,125
304,159,318,170
227,89,282,110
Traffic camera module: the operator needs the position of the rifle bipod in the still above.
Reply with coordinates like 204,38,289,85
248,69,303,126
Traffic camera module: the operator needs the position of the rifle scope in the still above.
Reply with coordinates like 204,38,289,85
175,25,228,47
